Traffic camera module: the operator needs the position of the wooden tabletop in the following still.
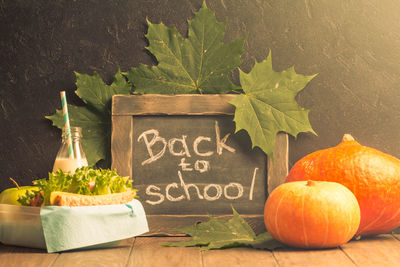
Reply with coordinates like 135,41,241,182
1,234,400,267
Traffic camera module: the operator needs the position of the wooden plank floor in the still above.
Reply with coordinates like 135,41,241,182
1,234,400,267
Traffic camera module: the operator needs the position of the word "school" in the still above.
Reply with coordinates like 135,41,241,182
145,168,259,205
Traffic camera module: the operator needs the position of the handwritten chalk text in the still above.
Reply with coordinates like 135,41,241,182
138,121,235,166
145,168,258,205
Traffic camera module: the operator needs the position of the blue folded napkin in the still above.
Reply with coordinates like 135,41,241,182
40,199,148,253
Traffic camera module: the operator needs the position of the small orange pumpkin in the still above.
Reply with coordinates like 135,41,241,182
286,134,400,236
264,180,360,248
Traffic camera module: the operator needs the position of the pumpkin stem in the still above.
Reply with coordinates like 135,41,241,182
306,180,315,186
342,134,355,142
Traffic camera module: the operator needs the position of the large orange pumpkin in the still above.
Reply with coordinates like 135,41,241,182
286,134,400,236
264,180,360,248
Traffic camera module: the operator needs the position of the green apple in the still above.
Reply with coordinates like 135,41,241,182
0,186,38,205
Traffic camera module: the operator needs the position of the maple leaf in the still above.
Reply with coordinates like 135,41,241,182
126,1,245,94
46,70,131,166
230,51,317,159
163,207,284,250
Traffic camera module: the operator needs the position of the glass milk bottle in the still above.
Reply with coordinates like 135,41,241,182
53,127,88,173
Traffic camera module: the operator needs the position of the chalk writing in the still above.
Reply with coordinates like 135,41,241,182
144,168,259,205
132,115,267,215
138,121,235,166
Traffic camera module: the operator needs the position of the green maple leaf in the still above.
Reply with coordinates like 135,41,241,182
163,207,284,250
126,2,245,94
230,51,317,159
46,69,131,166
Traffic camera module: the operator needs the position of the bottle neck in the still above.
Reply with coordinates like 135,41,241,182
62,127,83,143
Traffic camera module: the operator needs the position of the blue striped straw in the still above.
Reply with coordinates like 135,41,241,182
60,91,74,158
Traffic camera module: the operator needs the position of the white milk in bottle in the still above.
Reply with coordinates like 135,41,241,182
53,127,88,174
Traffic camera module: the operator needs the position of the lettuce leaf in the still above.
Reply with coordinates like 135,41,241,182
23,167,134,205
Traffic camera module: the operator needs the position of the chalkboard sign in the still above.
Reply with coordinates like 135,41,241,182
111,94,288,235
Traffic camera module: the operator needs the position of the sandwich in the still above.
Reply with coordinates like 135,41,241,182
19,167,136,207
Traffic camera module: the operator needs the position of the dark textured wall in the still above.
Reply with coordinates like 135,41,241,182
1,0,399,191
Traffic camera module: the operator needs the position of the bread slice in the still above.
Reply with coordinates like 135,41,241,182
49,190,136,206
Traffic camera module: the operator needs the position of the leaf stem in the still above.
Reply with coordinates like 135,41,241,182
9,177,21,190
230,89,244,94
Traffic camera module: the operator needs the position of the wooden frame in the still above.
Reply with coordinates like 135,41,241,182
111,94,288,235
